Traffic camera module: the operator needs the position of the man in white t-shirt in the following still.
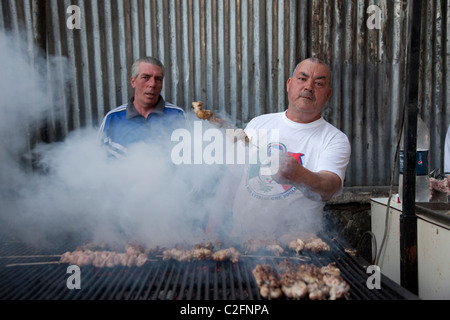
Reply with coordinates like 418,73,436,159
206,58,351,239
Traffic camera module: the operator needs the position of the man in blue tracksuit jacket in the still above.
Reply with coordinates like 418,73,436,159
98,56,186,157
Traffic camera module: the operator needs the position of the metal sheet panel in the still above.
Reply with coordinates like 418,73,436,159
0,0,448,187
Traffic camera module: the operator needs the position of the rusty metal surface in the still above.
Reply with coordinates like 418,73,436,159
0,0,448,187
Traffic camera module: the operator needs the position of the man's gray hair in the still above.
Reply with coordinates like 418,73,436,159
131,56,165,79
292,57,331,86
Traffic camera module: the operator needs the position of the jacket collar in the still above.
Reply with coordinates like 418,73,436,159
126,96,165,119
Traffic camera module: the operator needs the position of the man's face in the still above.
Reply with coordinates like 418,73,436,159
286,60,332,121
131,62,164,109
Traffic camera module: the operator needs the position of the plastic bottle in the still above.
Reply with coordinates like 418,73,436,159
398,117,430,203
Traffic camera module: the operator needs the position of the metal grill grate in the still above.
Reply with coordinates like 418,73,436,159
0,236,419,300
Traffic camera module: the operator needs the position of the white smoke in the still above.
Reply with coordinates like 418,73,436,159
0,28,321,251
0,30,63,239
0,30,228,249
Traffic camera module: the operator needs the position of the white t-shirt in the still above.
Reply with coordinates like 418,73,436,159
231,111,351,238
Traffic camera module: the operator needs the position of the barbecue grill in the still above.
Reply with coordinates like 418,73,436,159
0,234,418,301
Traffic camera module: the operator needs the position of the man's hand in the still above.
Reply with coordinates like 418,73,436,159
271,152,301,185
271,153,341,202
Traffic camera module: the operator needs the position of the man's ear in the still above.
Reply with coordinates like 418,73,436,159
130,76,136,89
326,88,333,101
286,77,292,93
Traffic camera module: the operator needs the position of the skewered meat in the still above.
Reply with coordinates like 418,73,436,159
145,245,165,256
277,260,309,299
74,241,123,252
192,242,215,250
135,253,148,267
288,238,305,254
252,264,283,299
280,272,308,299
61,240,237,266
59,246,148,268
277,259,316,299
304,237,330,253
191,101,226,126
253,259,350,300
320,262,341,276
191,101,214,120
285,235,330,254
192,247,213,260
162,248,196,262
212,247,240,263
191,101,250,143
226,128,249,143
266,244,284,256
307,282,330,300
430,176,450,195
162,243,239,262
125,243,146,256
243,239,284,256
242,235,328,256
191,240,223,252
162,242,215,262
323,273,351,300
290,264,331,300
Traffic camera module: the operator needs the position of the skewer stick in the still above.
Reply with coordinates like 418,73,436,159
240,254,312,262
191,101,250,143
5,261,61,267
153,254,312,263
0,254,62,259
5,259,159,268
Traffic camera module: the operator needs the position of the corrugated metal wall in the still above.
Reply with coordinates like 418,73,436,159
1,0,449,188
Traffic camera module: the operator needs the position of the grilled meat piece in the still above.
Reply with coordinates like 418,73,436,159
191,101,250,142
162,243,238,263
252,264,283,299
212,247,240,263
284,235,330,254
60,244,148,268
288,238,305,254
243,239,284,256
304,237,330,253
253,259,350,300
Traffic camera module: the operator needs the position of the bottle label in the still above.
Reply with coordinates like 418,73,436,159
399,150,429,175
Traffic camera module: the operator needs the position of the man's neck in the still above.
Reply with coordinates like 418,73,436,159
286,109,321,124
